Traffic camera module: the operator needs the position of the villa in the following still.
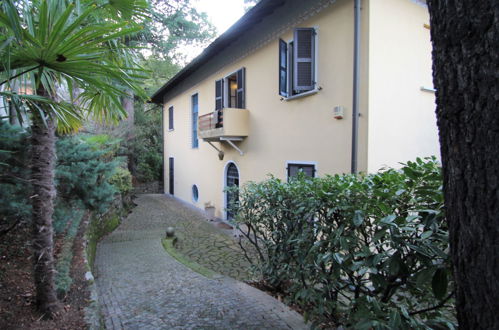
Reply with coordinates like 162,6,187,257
151,0,438,221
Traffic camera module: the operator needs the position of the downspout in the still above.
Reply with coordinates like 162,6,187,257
161,101,165,194
351,0,361,174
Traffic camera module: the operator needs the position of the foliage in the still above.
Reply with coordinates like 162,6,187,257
56,136,118,214
231,157,455,328
82,134,122,162
86,212,123,270
1,124,128,224
1,123,130,244
129,104,163,182
0,0,149,132
109,167,133,194
53,200,84,234
132,0,215,93
0,121,31,228
54,202,85,297
134,0,216,60
141,58,181,95
0,0,149,315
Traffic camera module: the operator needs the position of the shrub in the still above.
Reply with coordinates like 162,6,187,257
109,167,133,194
53,200,85,234
83,134,121,162
0,121,31,228
231,157,455,328
130,105,163,182
54,202,85,297
56,136,118,214
136,150,162,182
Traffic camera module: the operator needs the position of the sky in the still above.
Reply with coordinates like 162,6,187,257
194,0,246,34
181,0,246,62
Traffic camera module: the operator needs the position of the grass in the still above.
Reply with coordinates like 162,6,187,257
161,238,218,279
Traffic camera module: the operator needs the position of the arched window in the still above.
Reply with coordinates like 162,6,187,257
225,163,239,220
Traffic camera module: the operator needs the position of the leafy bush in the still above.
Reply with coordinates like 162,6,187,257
109,167,133,194
136,150,162,182
130,105,163,182
82,134,121,162
231,157,455,328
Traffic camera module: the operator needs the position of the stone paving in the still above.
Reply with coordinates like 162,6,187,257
156,194,254,281
94,194,307,330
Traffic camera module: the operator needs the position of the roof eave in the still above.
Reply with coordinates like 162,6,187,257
150,0,286,104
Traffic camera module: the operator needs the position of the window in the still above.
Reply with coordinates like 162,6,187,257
168,106,174,130
279,28,317,98
287,163,316,181
192,94,198,148
169,157,174,195
192,185,199,202
215,67,246,110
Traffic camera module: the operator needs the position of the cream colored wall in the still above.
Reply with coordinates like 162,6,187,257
367,0,439,172
163,0,362,218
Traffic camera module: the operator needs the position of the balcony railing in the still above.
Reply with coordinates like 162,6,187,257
198,108,249,141
199,111,221,131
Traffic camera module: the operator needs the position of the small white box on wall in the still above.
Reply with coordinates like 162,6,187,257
333,106,345,119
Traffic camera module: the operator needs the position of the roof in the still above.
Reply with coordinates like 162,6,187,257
150,0,286,104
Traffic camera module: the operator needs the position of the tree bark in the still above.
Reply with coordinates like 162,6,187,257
122,89,136,176
31,109,60,318
427,1,499,328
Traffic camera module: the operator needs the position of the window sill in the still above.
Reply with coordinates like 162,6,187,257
420,86,436,93
282,88,320,101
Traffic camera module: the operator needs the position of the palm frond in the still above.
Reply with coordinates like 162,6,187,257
0,0,149,132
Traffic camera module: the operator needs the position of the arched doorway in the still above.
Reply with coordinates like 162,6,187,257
225,162,239,221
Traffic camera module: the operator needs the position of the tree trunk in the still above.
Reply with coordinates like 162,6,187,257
427,1,499,328
122,89,136,177
31,110,60,318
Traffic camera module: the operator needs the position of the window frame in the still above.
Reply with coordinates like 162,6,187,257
286,161,317,182
216,67,246,110
192,184,199,202
279,27,319,100
191,93,199,149
168,105,174,131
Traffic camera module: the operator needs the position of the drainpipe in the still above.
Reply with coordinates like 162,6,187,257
161,102,165,194
351,0,361,174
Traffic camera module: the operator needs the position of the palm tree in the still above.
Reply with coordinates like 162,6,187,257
0,0,148,318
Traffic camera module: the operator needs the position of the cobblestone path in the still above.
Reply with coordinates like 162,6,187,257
94,194,307,330
154,194,253,281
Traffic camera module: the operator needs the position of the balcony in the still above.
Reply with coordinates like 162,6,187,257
198,108,249,142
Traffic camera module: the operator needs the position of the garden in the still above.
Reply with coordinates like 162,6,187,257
0,121,134,328
0,0,495,328
230,157,456,328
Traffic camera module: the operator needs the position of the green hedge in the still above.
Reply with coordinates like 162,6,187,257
230,157,455,329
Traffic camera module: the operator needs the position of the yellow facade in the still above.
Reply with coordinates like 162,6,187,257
161,0,438,219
